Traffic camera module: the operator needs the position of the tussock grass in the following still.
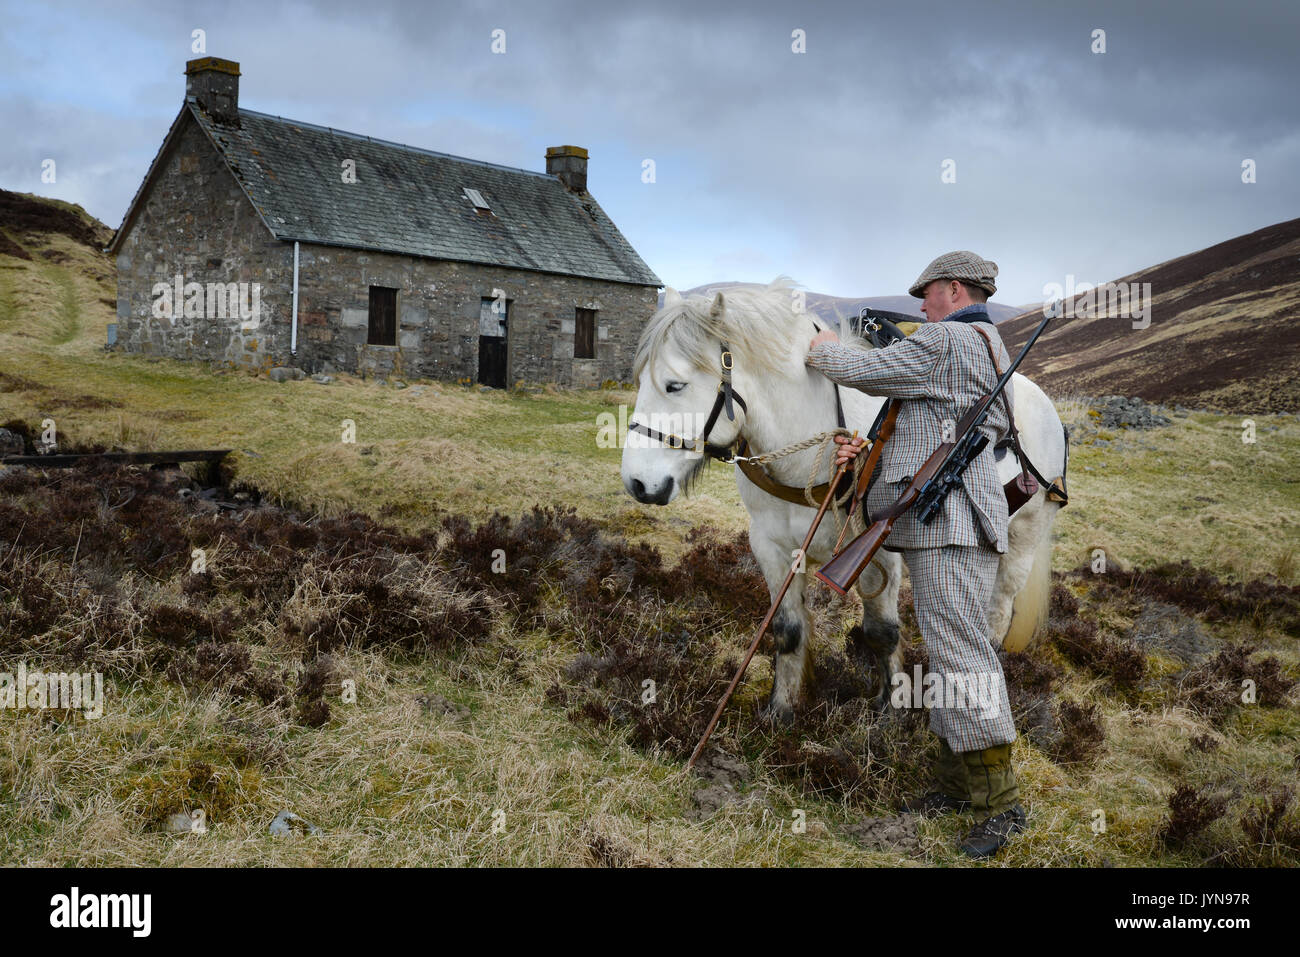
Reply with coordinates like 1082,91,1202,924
0,237,1297,867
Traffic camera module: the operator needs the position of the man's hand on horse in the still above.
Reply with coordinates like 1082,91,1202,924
808,328,839,353
807,328,860,466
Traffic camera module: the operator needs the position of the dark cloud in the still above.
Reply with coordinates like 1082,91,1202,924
1,0,1295,302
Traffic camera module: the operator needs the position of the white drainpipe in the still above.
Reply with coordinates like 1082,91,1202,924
290,240,300,357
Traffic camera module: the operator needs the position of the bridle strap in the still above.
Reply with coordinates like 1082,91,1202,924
719,340,738,421
627,342,747,459
702,342,744,441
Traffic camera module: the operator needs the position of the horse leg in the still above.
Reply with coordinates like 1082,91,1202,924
849,550,905,711
749,529,813,727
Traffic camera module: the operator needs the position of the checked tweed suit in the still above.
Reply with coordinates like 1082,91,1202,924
806,312,1018,751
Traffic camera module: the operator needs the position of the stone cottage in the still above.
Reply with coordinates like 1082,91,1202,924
109,57,662,387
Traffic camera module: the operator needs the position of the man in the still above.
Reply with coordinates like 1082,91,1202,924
806,250,1026,859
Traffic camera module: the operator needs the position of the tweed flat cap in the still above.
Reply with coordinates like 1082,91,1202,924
908,250,999,297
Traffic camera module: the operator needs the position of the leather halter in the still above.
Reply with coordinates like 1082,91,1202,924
626,323,853,508
626,341,750,460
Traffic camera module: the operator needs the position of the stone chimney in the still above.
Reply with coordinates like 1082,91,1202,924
185,57,241,126
546,145,588,192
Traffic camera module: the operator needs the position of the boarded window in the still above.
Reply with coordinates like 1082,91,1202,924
368,286,397,346
479,296,508,337
575,307,596,359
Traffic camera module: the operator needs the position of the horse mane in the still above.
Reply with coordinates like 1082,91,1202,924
632,276,873,386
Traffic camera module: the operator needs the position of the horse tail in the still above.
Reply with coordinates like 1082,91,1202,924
1001,507,1056,653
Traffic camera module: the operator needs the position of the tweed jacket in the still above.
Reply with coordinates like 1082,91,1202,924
806,313,1014,553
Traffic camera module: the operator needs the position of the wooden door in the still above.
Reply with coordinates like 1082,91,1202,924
478,296,508,388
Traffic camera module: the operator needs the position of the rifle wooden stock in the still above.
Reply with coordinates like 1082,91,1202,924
817,517,894,595
815,484,920,595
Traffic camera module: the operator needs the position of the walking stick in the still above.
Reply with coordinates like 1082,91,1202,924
686,431,859,770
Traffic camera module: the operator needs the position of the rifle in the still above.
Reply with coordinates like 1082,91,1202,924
815,309,1055,595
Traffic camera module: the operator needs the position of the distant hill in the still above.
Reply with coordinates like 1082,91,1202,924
660,281,1028,325
998,217,1300,413
0,189,115,355
0,189,113,254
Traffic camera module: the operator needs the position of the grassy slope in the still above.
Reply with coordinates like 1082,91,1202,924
0,224,1297,867
997,218,1300,414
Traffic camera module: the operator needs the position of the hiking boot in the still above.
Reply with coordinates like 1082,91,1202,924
960,804,1027,858
901,790,971,816
959,741,1025,858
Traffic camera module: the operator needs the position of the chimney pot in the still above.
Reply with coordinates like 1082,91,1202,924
186,57,241,126
546,145,588,192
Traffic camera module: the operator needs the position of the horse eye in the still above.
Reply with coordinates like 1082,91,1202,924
666,381,686,394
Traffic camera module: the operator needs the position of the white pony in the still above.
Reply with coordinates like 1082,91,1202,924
620,278,1068,725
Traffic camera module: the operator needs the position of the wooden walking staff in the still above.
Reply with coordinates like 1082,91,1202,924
687,431,860,770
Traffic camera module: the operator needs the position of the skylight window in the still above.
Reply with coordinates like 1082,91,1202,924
463,187,490,210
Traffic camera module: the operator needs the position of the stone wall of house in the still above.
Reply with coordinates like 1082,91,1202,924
293,246,657,386
114,114,292,370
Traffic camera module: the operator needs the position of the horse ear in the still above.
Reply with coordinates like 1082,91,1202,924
709,291,726,319
663,287,682,307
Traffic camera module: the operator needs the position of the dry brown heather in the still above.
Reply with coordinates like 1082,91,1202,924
0,191,1297,866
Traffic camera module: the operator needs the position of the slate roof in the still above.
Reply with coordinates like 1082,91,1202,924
111,101,662,288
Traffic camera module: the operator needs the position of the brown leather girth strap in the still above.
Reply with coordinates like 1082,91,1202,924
733,439,853,508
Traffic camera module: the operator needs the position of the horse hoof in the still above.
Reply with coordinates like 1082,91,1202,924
762,701,796,729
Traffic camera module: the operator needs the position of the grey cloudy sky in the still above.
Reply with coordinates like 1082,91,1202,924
2,0,1296,304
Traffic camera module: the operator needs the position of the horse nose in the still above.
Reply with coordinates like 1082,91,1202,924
628,476,673,505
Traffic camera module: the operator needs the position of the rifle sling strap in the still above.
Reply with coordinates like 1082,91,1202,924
972,323,1068,505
